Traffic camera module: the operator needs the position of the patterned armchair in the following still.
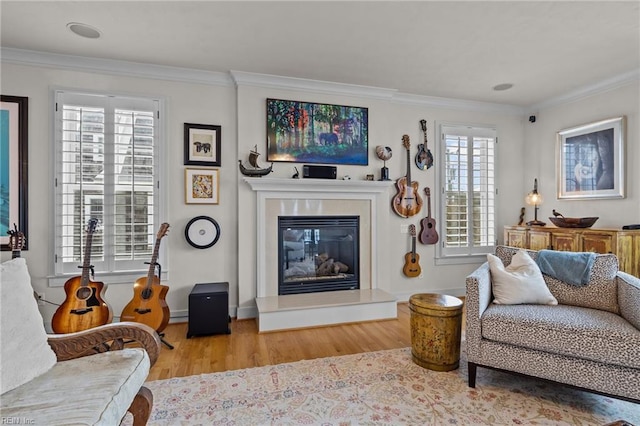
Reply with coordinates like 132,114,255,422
465,246,640,403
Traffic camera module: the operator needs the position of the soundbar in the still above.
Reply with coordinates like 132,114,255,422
303,165,337,179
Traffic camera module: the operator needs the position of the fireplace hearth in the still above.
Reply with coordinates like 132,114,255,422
278,216,359,295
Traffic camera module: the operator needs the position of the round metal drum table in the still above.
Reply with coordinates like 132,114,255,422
409,293,463,371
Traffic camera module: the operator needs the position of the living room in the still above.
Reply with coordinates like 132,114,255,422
1,1,639,424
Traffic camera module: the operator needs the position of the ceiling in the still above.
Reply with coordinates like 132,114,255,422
1,1,639,108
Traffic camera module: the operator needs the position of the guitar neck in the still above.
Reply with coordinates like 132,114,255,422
81,232,94,286
427,194,432,219
146,237,163,285
405,147,411,184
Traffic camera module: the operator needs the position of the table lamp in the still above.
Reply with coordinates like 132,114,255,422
525,178,545,226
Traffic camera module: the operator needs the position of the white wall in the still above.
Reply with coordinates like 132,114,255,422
524,82,640,227
235,80,526,317
3,56,636,327
0,62,238,325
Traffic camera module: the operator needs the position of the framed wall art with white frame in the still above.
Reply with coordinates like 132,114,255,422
556,116,625,200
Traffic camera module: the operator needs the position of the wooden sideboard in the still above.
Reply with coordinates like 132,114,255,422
504,225,640,277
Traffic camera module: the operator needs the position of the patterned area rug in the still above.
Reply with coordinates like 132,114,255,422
126,346,639,425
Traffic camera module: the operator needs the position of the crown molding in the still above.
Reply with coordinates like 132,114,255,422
393,92,526,115
528,68,640,113
230,70,398,100
0,47,233,86
3,48,636,114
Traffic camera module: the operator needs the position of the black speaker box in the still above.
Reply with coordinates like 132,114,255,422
303,165,337,179
187,282,231,338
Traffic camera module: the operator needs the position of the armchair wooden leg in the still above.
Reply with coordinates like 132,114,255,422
468,362,477,388
128,386,153,426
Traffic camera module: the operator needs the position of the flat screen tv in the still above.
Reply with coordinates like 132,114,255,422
266,98,368,165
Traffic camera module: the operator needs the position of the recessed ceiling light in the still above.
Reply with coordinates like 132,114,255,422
67,22,101,39
493,83,514,91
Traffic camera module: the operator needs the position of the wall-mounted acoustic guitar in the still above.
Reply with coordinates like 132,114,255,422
7,223,26,259
392,135,423,218
120,223,171,333
418,187,439,245
415,119,434,170
403,224,422,278
52,218,113,334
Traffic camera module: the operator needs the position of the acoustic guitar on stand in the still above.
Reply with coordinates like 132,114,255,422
403,224,422,278
418,187,439,245
392,135,423,218
120,223,171,333
52,218,113,334
7,223,26,259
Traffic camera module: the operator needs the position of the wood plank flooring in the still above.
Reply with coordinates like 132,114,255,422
149,302,413,381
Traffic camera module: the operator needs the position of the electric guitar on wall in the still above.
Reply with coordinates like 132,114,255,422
402,224,422,278
7,224,26,259
392,135,423,218
120,223,171,333
52,218,113,334
418,187,439,245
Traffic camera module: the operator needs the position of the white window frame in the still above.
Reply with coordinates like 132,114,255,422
435,122,497,264
49,89,167,286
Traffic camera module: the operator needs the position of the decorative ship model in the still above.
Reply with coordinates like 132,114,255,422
238,145,273,177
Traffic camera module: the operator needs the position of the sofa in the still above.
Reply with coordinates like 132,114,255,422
1,258,161,425
465,245,640,403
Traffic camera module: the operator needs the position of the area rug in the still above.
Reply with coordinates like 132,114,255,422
125,347,639,425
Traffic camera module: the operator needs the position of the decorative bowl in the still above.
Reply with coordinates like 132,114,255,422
548,216,599,228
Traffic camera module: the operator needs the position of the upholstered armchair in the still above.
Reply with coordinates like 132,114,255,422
465,246,640,404
1,258,161,425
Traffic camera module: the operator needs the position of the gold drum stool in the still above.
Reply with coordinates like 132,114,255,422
409,293,463,371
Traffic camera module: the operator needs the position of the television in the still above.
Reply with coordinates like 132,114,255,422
266,98,368,165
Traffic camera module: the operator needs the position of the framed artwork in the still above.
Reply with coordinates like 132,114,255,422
556,116,625,200
185,168,219,204
1,95,28,251
266,98,368,165
184,123,221,167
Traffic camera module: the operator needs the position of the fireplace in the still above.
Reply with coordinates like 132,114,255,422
278,215,359,295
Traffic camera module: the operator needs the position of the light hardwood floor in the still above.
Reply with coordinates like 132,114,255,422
149,301,466,381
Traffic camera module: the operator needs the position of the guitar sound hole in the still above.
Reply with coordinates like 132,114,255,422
76,287,92,300
141,288,153,300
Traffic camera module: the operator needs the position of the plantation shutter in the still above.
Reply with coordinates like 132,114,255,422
439,124,496,258
54,91,160,275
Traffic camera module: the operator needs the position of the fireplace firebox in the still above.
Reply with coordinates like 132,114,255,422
278,216,359,295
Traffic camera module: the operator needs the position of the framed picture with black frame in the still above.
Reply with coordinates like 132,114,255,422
184,123,221,167
266,98,368,166
1,95,28,251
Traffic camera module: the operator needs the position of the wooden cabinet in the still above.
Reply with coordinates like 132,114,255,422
504,226,640,277
617,231,640,277
504,227,527,248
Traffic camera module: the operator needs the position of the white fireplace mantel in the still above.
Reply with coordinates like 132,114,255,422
243,177,395,331
244,177,392,297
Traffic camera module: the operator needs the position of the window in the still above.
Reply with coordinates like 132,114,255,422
437,124,496,260
53,90,164,278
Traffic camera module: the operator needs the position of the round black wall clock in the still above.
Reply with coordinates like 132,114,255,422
185,216,221,249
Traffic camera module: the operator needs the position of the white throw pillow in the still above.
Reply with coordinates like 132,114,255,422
1,258,57,394
487,250,558,305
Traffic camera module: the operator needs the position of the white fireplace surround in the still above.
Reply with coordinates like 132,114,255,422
244,177,397,331
244,178,390,296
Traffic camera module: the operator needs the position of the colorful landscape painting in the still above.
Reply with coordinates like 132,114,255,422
266,99,368,165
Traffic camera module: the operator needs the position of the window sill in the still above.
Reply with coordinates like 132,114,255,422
48,270,169,288
435,254,488,266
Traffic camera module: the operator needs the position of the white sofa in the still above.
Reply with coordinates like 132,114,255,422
0,258,161,425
